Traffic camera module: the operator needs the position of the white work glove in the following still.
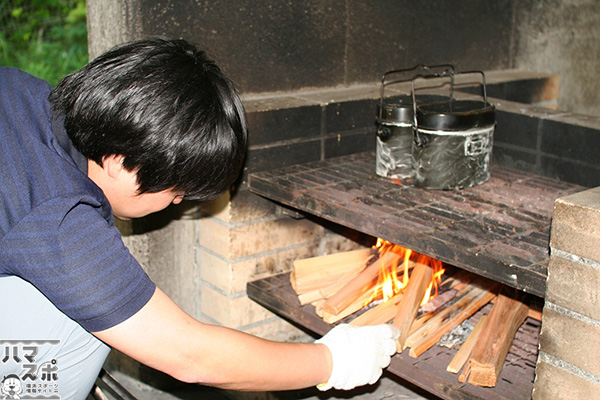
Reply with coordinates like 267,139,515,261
315,323,400,391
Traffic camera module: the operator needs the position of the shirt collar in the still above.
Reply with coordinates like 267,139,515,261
50,112,88,175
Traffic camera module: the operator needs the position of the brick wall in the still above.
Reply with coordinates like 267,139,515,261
533,187,600,398
195,180,374,342
196,189,321,340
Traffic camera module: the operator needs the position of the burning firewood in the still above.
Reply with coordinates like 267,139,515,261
321,250,403,316
290,243,531,389
349,292,403,326
461,287,529,387
404,277,495,351
317,285,378,324
406,280,501,358
297,279,353,305
290,248,374,295
392,262,434,350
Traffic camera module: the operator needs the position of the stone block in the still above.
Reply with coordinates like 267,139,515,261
541,117,600,167
551,187,600,263
245,105,322,147
198,215,321,260
325,98,378,133
197,217,232,258
198,190,280,224
547,256,600,321
244,140,322,175
228,217,321,259
492,145,538,175
229,190,280,223
460,72,560,105
324,128,375,159
494,108,541,150
197,249,231,292
242,93,316,113
232,245,317,291
344,2,513,83
533,359,600,400
540,154,600,188
199,284,274,329
198,244,317,294
294,84,381,104
196,191,232,223
539,306,600,377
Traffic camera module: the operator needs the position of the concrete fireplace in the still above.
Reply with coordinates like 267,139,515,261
107,69,600,399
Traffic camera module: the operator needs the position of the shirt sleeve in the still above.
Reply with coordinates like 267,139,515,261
1,195,156,332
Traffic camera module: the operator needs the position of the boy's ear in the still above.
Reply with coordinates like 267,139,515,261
103,154,127,180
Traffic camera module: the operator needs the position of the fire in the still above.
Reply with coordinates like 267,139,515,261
365,239,444,306
417,254,444,306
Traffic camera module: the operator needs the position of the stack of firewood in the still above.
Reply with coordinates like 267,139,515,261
290,245,536,388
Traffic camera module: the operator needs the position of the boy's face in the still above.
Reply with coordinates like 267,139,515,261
88,155,184,220
112,183,184,220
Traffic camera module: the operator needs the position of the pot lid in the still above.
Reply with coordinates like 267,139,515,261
377,95,449,124
416,99,496,131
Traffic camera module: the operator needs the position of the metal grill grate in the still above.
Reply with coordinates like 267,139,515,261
248,152,586,297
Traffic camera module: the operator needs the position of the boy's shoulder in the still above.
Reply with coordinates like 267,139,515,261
0,67,53,94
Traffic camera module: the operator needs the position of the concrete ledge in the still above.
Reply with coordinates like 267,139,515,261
534,359,600,399
539,306,600,377
551,187,600,262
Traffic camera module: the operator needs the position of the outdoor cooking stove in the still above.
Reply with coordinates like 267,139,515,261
246,151,586,400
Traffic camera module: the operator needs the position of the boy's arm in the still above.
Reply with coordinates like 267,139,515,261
93,287,331,390
93,287,398,391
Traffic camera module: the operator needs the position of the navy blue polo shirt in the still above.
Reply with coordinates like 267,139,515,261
0,67,156,332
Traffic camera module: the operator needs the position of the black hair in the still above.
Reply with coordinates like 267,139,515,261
49,37,247,201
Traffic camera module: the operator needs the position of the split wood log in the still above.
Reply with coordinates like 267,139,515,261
528,299,543,321
319,285,378,324
465,287,529,387
349,292,403,326
321,251,402,316
407,311,434,336
440,269,471,291
297,279,352,305
404,282,487,349
420,288,458,314
392,262,433,350
458,361,471,383
291,248,374,295
407,281,501,358
528,308,542,321
447,315,488,374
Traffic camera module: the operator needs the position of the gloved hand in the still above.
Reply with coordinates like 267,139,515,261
315,323,400,391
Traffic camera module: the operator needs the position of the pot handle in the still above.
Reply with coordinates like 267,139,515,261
411,69,489,142
455,70,489,104
413,130,429,148
377,64,455,127
408,68,456,147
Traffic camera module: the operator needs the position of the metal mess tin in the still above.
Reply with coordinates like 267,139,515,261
375,65,454,180
412,71,496,190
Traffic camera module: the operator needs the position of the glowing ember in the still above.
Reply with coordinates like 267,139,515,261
365,239,445,306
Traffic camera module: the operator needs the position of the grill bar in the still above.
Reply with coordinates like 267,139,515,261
248,152,586,297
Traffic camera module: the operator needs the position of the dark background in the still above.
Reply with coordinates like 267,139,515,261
88,0,599,116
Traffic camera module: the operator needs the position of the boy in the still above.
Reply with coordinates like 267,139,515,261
0,37,398,399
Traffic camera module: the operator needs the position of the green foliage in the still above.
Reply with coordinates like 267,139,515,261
0,0,88,86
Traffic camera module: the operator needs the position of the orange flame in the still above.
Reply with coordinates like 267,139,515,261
365,239,445,307
417,254,445,306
